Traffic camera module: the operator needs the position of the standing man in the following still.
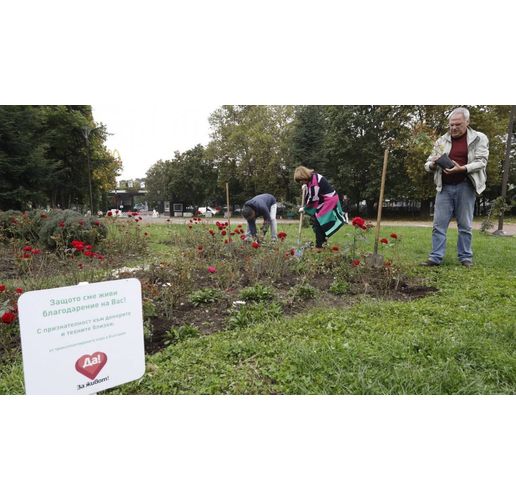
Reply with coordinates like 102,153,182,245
241,193,278,242
421,107,489,268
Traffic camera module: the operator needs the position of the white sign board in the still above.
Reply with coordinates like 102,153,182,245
18,278,145,395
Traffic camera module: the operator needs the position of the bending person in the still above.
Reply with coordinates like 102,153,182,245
241,193,278,242
294,165,346,248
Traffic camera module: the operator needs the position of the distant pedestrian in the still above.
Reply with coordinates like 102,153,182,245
421,107,489,268
341,194,350,223
241,193,278,242
294,166,346,248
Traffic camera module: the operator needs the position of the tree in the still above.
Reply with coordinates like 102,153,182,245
291,105,328,171
0,105,120,211
207,105,296,204
0,106,57,210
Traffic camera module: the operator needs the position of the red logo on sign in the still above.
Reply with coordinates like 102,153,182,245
75,352,108,380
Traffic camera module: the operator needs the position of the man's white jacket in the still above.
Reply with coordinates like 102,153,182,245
424,127,489,195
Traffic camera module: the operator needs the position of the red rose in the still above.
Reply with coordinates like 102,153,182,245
107,211,112,217
1,311,16,324
31,249,41,255
221,230,227,236
251,241,260,249
208,266,217,274
390,233,398,239
94,221,100,226
278,231,287,240
352,259,361,267
240,234,246,240
197,245,203,251
15,287,23,294
331,245,339,252
209,229,215,236
290,248,295,256
0,284,6,292
58,221,65,228
380,238,388,244
23,245,32,252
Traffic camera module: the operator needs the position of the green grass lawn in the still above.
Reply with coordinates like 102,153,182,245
1,223,514,394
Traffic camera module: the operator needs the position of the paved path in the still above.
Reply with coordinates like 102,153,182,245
135,213,516,235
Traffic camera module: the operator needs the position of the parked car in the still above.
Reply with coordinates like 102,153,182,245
197,206,220,215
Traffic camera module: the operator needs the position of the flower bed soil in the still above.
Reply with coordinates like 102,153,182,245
1,243,437,358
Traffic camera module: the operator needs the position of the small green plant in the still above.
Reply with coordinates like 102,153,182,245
289,283,317,301
239,284,274,302
189,288,223,305
480,196,512,233
142,299,157,319
228,302,282,330
329,279,350,295
143,319,153,343
163,324,201,345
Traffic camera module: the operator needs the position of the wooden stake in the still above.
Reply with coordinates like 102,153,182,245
373,149,389,257
225,182,231,228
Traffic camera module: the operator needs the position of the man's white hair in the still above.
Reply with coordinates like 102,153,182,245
449,107,470,121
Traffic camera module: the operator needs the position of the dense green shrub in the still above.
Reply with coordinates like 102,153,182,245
0,209,49,241
0,209,107,249
37,209,107,249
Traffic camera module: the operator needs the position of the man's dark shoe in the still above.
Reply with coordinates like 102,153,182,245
461,260,473,268
420,259,440,267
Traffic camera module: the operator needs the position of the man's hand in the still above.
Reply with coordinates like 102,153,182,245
428,155,440,171
442,160,467,175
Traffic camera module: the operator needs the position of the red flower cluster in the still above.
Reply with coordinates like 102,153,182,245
19,245,42,259
390,233,398,239
215,221,229,230
0,283,22,324
69,240,104,260
380,238,388,244
351,217,367,230
0,284,22,294
1,311,16,324
277,231,287,241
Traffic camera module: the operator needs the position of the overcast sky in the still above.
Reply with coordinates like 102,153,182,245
92,104,218,181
